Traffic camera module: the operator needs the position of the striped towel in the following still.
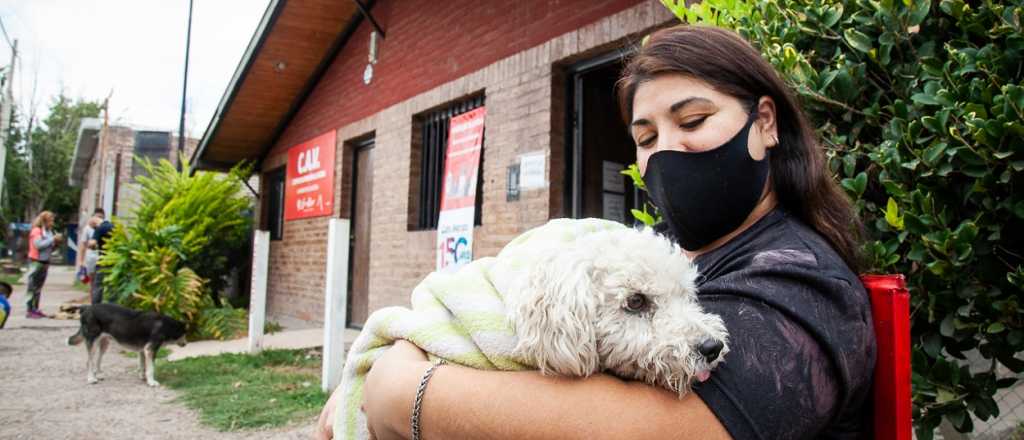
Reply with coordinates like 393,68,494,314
333,218,627,439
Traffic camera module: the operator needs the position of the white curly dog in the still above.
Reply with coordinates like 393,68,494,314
332,221,731,439
506,225,730,395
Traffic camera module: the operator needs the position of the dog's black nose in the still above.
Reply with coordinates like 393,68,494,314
698,339,724,361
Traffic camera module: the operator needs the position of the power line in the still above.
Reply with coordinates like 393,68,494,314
0,17,13,50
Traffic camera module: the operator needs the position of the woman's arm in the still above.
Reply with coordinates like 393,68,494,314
362,341,731,440
33,229,54,252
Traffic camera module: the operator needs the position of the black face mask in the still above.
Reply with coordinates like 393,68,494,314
643,112,770,251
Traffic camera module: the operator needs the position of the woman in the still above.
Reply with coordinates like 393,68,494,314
317,25,875,439
76,210,104,282
25,211,62,318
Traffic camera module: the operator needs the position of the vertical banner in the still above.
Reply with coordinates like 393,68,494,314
436,106,486,272
285,131,336,220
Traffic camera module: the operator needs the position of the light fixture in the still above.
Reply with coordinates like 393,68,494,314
368,31,378,64
274,61,287,72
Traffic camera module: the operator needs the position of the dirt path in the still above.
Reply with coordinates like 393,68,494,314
0,267,316,440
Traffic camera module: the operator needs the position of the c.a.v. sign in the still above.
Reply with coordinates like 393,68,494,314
285,131,336,220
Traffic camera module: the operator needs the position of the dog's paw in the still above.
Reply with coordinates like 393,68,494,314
147,380,160,387
87,376,99,384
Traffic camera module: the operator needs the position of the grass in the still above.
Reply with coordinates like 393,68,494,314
1009,423,1024,440
159,348,328,431
265,320,283,334
0,273,23,286
121,347,171,360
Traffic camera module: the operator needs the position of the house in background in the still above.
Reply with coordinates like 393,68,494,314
70,118,198,225
192,0,674,328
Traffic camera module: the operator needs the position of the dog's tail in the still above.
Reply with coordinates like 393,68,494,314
66,328,84,346
66,305,89,346
61,304,87,313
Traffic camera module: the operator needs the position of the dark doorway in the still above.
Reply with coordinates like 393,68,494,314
347,137,374,328
566,50,645,223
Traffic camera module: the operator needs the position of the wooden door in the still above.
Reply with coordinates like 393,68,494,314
348,139,373,328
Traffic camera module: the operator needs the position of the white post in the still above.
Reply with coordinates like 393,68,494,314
322,218,350,392
248,230,270,354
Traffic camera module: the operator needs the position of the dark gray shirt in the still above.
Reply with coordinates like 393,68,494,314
684,208,876,439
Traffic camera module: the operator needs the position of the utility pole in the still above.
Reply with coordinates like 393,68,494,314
0,39,16,203
97,93,110,214
178,0,193,171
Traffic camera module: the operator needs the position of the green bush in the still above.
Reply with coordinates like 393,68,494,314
130,157,253,298
103,224,207,324
101,157,253,339
194,306,250,341
659,0,1023,436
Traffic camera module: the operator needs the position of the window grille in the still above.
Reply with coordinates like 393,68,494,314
132,131,172,177
416,95,485,230
265,167,285,240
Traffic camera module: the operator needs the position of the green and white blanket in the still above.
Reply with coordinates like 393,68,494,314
333,218,626,439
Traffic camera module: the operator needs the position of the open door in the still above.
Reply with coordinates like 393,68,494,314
566,50,644,223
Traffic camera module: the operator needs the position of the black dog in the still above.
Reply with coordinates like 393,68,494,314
66,303,187,386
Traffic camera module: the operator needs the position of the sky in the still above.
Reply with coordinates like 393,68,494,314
0,0,270,137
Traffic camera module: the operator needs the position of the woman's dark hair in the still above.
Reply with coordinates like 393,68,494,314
617,25,864,271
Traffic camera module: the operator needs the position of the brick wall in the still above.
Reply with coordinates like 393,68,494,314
76,126,198,227
261,152,332,324
101,126,134,219
261,1,674,323
270,0,647,154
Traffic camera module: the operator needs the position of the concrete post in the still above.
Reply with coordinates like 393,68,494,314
248,230,270,354
322,218,350,392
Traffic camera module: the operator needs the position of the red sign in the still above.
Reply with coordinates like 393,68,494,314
285,131,336,220
439,107,486,211
436,106,485,272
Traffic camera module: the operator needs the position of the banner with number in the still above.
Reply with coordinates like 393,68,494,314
436,107,485,272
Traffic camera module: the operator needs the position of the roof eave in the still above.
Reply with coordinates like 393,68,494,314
190,0,285,173
69,118,104,186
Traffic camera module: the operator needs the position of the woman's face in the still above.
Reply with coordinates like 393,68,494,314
629,74,778,175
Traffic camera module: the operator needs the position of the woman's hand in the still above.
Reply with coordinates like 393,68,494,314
363,340,431,440
314,381,345,440
314,341,428,440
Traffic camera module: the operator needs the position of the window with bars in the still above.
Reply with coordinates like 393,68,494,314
413,95,485,230
132,131,172,177
264,167,285,241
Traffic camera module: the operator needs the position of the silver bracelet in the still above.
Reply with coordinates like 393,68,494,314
411,360,445,440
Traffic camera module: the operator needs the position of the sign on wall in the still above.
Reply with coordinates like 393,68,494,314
519,152,546,189
436,106,486,272
285,131,336,220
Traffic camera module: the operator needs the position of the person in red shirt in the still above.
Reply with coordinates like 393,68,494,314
25,211,63,318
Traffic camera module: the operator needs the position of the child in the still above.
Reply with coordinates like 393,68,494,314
77,215,103,283
83,239,99,284
0,282,11,329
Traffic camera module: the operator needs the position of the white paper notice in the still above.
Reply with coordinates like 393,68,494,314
519,152,546,189
603,193,625,223
602,161,625,193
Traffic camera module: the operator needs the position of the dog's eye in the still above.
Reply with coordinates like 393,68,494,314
625,293,649,312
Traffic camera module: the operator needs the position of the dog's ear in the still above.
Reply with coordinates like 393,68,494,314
509,248,600,377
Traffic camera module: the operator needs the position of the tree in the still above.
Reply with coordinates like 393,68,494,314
20,95,102,224
1,105,29,226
